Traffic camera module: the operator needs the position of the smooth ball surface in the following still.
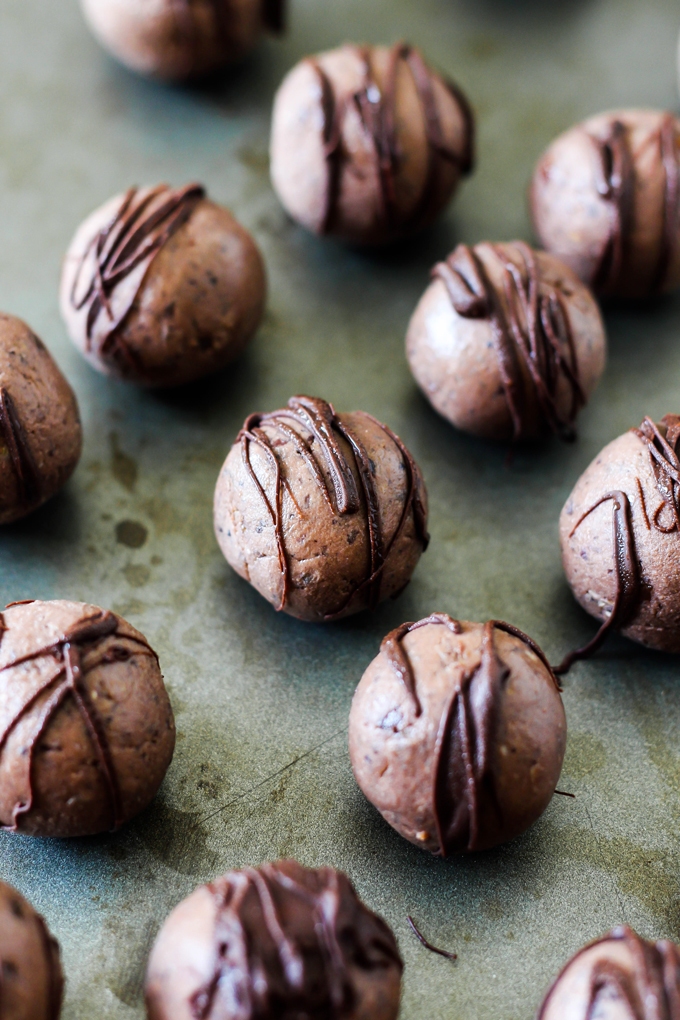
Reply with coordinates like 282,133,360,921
271,42,474,245
0,599,175,838
406,241,606,442
0,314,81,525
0,881,63,1020
349,616,566,854
60,184,266,387
214,396,429,622
145,860,403,1020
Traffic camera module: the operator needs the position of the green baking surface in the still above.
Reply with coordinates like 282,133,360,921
1,0,680,1017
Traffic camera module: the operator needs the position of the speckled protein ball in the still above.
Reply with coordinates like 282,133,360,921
80,0,286,81
558,414,680,672
213,395,429,622
60,183,266,387
406,241,606,442
0,599,175,838
349,616,566,855
270,42,474,246
537,926,680,1020
531,109,680,299
0,881,64,1020
145,860,403,1020
0,313,82,526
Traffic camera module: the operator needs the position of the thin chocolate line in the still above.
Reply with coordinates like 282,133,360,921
636,476,651,530
406,916,457,961
590,120,636,294
554,789,576,799
652,113,680,294
0,387,41,509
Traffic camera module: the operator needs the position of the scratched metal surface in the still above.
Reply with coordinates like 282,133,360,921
0,0,679,1017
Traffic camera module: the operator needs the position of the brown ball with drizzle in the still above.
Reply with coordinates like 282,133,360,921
59,183,266,388
537,926,680,1020
80,0,286,82
0,881,64,1020
406,241,606,442
270,43,474,246
558,414,680,672
214,396,429,622
0,599,175,838
145,859,403,1020
0,314,82,526
349,616,566,855
531,109,680,299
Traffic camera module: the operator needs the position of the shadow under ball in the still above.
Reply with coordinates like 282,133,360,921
0,881,64,1020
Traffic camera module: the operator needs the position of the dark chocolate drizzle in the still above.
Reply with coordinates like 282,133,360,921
0,388,41,509
435,241,585,442
69,183,204,367
0,607,157,832
189,861,403,1020
590,119,636,294
382,616,560,855
309,42,473,236
238,395,429,617
537,926,680,1020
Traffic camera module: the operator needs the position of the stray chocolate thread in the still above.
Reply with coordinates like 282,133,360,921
0,388,41,509
406,916,457,961
590,120,635,293
537,926,680,1020
238,396,428,617
435,241,585,441
554,789,576,799
0,609,157,832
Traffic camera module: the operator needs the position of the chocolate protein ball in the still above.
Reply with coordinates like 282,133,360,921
558,414,680,672
531,109,680,299
145,860,403,1020
270,42,474,246
0,314,82,525
214,395,429,622
0,599,175,838
60,183,266,387
80,0,285,82
406,241,606,442
0,881,64,1020
537,926,680,1020
349,616,566,855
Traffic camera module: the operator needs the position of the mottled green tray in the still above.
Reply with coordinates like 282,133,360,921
1,0,680,1017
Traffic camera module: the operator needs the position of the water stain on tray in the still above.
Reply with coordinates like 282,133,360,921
110,432,138,492
140,800,220,875
116,520,148,548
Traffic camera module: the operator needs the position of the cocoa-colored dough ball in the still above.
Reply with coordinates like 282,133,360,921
80,0,286,82
406,241,606,442
145,859,403,1020
558,414,680,671
349,616,566,855
0,881,64,1020
0,314,82,526
270,42,474,246
60,183,266,388
0,599,175,838
531,109,680,299
214,395,429,622
537,926,680,1020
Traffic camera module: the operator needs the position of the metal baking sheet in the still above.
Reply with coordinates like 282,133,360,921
1,0,680,1017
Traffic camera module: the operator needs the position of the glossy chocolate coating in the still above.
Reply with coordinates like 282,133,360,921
0,599,175,838
60,184,266,387
214,396,429,622
349,617,566,854
145,860,403,1020
0,881,63,1020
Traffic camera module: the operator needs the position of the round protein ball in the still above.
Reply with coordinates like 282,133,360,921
349,616,566,855
531,109,680,299
406,241,606,442
0,881,64,1020
60,183,266,388
558,414,680,672
80,0,286,82
537,926,680,1020
0,314,82,526
270,42,474,246
145,859,403,1020
0,599,175,838
214,395,429,622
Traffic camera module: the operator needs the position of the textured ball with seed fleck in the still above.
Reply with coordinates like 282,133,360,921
0,881,64,1020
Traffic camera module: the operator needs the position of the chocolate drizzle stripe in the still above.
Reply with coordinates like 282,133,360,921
590,120,635,293
0,388,41,509
653,114,680,294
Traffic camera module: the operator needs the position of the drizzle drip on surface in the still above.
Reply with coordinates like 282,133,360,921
238,395,428,617
382,615,559,855
590,119,635,293
0,388,41,510
434,241,585,441
0,607,157,832
406,916,457,961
